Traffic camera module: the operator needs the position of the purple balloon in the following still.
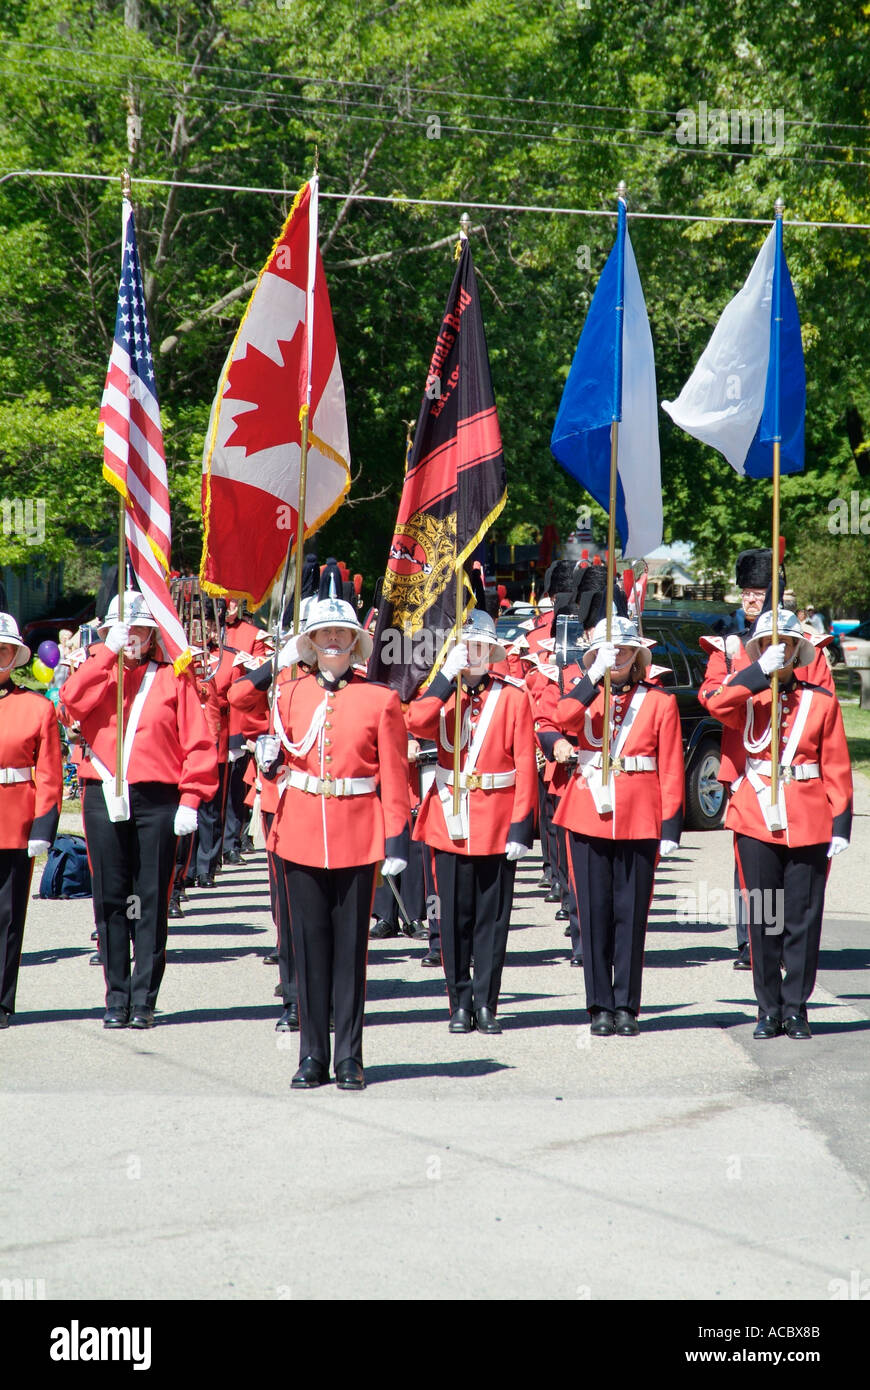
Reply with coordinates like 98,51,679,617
37,640,61,669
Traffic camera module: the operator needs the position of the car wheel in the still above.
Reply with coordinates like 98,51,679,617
686,738,726,830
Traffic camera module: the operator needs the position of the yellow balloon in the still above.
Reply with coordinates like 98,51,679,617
32,658,52,683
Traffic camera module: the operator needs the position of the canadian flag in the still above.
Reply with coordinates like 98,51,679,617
200,176,350,607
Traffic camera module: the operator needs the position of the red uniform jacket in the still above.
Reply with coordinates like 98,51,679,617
702,663,852,847
214,619,268,755
0,684,63,849
60,644,218,809
699,632,833,785
266,669,411,870
407,670,537,856
551,671,684,842
533,662,583,795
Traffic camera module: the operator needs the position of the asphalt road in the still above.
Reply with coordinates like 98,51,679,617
1,779,868,1302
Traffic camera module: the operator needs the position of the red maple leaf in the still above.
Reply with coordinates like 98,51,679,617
223,324,304,457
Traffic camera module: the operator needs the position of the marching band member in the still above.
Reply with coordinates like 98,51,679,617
702,608,852,1040
407,610,537,1035
699,548,833,970
257,595,411,1091
60,592,218,1029
0,614,63,1027
552,616,684,1037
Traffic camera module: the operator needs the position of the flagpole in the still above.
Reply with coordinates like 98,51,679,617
453,217,470,819
114,168,133,798
601,182,628,791
770,197,785,811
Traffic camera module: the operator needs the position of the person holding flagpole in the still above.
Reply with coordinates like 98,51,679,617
60,593,218,1029
407,610,537,1033
701,608,851,1038
550,617,684,1035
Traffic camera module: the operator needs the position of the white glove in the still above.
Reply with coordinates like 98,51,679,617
255,734,281,770
827,836,849,858
505,841,530,861
27,838,51,858
173,805,199,837
441,642,469,682
277,635,301,671
227,747,245,763
381,857,408,878
659,839,679,857
587,642,618,684
758,643,786,675
105,620,131,655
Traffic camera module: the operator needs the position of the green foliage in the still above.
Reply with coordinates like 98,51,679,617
0,0,867,604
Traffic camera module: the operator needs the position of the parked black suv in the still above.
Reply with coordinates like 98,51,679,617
500,606,727,831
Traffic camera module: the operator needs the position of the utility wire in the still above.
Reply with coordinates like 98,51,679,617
2,168,869,232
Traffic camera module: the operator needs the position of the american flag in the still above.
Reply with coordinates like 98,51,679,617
100,197,191,672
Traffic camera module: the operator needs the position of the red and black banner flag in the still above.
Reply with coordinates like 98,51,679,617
368,238,506,699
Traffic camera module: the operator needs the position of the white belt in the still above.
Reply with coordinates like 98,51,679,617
281,770,376,798
434,766,516,792
0,766,32,784
577,752,657,775
744,758,820,783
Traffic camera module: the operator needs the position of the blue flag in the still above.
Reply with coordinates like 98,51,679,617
662,219,805,477
550,201,662,559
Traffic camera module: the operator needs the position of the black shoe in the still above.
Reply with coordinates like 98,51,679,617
544,886,561,903
240,835,256,853
273,984,283,998
733,945,752,971
103,1007,129,1029
589,1008,615,1036
291,1056,329,1089
0,1007,11,1029
538,874,551,889
168,894,183,919
614,1008,639,1036
783,1013,812,1039
570,953,583,967
475,1007,502,1035
369,919,398,939
195,875,215,889
420,950,442,968
555,908,569,922
90,930,98,941
223,849,244,865
411,921,430,940
90,952,102,966
129,1008,155,1029
753,1014,782,1040
448,1008,474,1033
335,1058,366,1090
275,1003,300,1032
263,951,279,965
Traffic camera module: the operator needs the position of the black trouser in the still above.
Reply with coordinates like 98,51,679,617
734,835,829,1019
548,795,581,954
0,850,34,1014
262,810,296,1006
568,834,658,1015
537,774,551,877
432,850,516,1015
196,763,226,878
281,860,376,1069
83,780,178,1012
173,832,195,892
422,843,440,954
372,835,428,927
223,752,252,854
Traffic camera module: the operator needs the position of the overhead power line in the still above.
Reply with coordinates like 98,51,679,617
2,168,869,232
